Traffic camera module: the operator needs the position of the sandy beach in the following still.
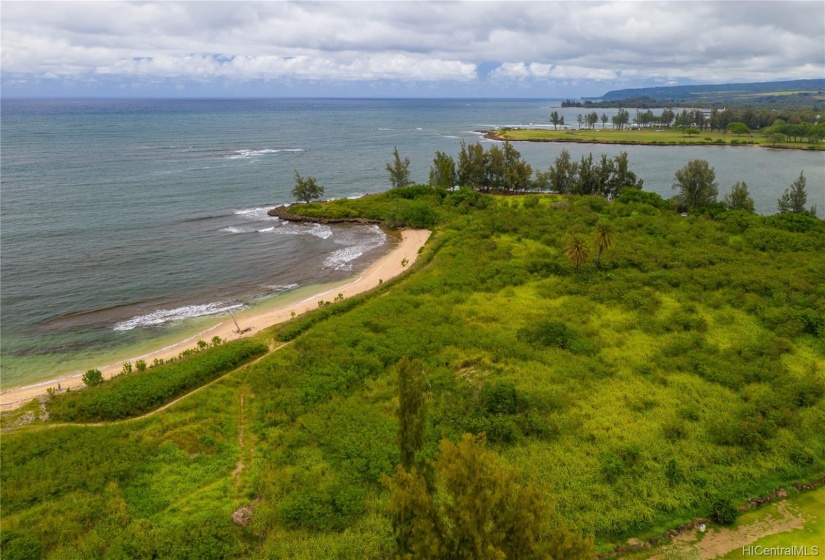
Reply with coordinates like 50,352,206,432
1,228,431,410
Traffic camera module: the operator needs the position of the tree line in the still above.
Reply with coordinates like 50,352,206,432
291,143,816,220
428,142,643,198
555,106,825,140
671,160,816,216
292,141,645,202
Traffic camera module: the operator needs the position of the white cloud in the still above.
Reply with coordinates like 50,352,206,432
492,63,616,81
1,1,822,94
91,53,475,82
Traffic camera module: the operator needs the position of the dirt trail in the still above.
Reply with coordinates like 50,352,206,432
232,393,245,479
652,501,807,559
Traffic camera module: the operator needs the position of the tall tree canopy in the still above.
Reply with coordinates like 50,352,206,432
387,147,414,188
723,181,755,212
429,151,457,190
386,434,594,560
777,171,814,215
291,171,324,202
672,159,719,211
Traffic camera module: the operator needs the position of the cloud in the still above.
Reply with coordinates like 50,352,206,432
92,53,476,82
491,63,616,81
1,1,822,96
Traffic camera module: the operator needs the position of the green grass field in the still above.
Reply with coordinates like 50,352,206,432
494,128,824,150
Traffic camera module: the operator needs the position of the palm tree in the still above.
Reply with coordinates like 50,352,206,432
565,235,590,272
593,222,614,270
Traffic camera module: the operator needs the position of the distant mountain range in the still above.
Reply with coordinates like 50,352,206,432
594,80,825,101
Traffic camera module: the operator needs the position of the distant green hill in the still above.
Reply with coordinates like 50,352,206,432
600,79,825,101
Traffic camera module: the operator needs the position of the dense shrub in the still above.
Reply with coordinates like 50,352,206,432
47,339,267,422
517,319,573,349
399,201,439,228
766,211,822,233
387,184,445,200
0,531,43,560
710,497,739,525
615,188,669,209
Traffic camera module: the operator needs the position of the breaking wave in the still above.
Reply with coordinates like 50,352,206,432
259,223,333,239
323,225,386,271
234,207,275,221
227,148,303,159
221,226,256,234
113,302,244,331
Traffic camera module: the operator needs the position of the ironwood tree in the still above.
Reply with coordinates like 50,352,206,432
387,147,414,188
385,434,594,560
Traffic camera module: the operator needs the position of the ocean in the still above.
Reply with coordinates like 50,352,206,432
2,98,823,389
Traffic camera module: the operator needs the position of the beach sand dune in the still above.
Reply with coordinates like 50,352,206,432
1,228,431,410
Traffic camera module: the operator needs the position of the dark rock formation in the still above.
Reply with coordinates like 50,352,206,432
268,204,382,225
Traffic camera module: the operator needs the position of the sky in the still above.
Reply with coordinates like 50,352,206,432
2,1,824,99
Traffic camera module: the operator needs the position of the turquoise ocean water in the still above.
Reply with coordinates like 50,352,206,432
2,98,823,389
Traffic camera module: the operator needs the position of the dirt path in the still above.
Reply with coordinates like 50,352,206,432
652,500,807,559
232,393,245,480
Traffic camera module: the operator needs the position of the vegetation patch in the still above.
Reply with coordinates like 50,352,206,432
46,339,267,422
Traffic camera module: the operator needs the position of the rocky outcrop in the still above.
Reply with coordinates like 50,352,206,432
231,498,262,526
268,204,382,225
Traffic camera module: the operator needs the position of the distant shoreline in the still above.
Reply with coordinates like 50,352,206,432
481,129,825,151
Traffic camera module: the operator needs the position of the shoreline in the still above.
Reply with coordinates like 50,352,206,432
481,129,825,151
0,228,431,410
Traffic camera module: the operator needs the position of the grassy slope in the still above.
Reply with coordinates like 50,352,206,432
495,128,825,150
2,190,824,559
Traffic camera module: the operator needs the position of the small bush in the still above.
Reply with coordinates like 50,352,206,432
387,184,443,200
399,202,439,228
665,458,685,485
616,188,669,209
0,531,43,560
134,360,147,372
480,382,519,416
82,369,104,387
710,497,739,525
523,195,540,208
517,320,572,349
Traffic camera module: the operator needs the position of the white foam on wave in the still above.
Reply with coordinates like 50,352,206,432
265,283,299,293
378,127,394,131
323,225,386,271
228,148,303,160
221,226,256,234
259,223,332,240
235,207,274,221
113,302,244,331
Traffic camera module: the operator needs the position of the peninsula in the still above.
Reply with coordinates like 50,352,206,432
484,127,825,150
